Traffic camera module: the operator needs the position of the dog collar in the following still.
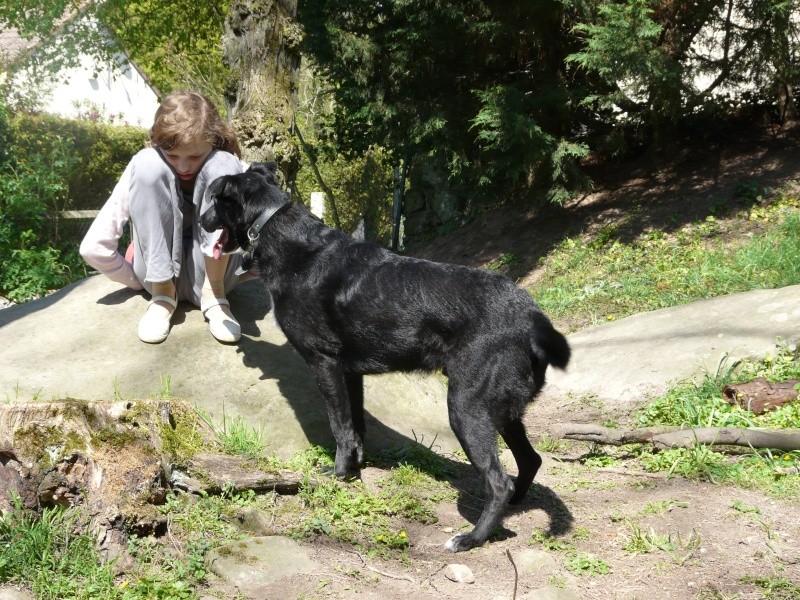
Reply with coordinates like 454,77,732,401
235,198,291,276
247,197,291,243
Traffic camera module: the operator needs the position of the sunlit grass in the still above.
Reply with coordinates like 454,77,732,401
530,189,800,331
634,346,800,498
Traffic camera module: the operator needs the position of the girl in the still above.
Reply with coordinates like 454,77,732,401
80,91,246,344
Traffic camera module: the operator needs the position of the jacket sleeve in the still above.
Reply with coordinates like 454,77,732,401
79,161,144,290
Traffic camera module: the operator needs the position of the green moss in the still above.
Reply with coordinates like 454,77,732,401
13,425,86,468
158,403,208,464
90,427,142,450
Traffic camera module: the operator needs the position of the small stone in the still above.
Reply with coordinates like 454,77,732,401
444,563,475,584
442,527,454,533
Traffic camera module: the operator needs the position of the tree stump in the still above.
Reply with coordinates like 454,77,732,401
0,399,304,564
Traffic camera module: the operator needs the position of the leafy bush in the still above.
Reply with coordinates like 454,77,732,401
0,106,147,302
295,145,395,245
9,111,147,210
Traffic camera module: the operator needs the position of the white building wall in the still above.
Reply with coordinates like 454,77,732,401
18,52,159,128
3,14,160,128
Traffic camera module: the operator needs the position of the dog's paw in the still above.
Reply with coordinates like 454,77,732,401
444,532,478,553
319,464,361,481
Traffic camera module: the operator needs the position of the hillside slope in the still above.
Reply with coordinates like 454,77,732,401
406,122,800,324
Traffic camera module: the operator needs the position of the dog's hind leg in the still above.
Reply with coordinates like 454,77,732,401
500,418,542,505
444,388,515,552
345,374,366,466
308,357,363,479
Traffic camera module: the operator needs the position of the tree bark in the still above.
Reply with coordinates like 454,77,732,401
223,0,302,186
722,379,799,415
550,423,800,452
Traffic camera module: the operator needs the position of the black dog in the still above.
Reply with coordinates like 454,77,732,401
201,162,570,552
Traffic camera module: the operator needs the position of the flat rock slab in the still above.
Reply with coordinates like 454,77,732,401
0,586,35,600
546,284,800,406
206,536,320,596
3,275,800,460
0,275,456,458
521,586,582,600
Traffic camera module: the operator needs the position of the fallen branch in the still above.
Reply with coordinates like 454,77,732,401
550,423,800,451
550,423,682,445
506,550,518,600
651,427,800,451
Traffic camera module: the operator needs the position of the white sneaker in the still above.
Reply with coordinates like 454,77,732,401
201,297,241,343
138,295,178,344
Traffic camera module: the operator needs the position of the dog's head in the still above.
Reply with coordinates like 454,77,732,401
201,162,290,256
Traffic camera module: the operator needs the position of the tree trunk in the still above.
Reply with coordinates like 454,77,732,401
222,0,302,186
772,4,797,122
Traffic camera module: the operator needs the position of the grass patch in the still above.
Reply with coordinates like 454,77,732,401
620,520,701,564
288,446,458,558
0,495,199,599
0,442,461,598
530,189,800,331
740,575,800,599
196,406,266,460
529,529,611,576
0,496,118,599
634,345,800,497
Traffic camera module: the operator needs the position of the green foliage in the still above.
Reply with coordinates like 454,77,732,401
529,529,611,576
0,1,230,106
196,406,266,459
635,345,800,497
568,0,674,116
484,252,520,272
637,344,800,431
295,457,455,556
620,520,701,564
300,1,582,201
470,85,554,186
0,119,81,301
531,191,800,331
740,575,800,600
0,495,118,598
216,415,266,459
10,111,147,209
294,143,395,244
0,108,145,302
98,0,232,102
5,0,800,220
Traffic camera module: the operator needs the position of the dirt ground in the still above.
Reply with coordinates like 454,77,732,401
201,123,800,599
243,446,800,600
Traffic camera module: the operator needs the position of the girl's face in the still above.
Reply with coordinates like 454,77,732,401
161,142,213,182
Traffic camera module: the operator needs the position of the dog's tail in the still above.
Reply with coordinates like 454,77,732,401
532,318,570,371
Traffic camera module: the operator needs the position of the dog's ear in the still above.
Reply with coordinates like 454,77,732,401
248,162,279,176
209,175,235,199
248,162,280,185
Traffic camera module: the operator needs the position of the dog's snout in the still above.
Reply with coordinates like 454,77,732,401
199,205,220,232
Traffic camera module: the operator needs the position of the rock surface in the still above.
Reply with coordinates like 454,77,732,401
0,275,457,458
206,536,320,596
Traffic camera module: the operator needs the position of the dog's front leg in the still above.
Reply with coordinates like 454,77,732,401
309,357,363,479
